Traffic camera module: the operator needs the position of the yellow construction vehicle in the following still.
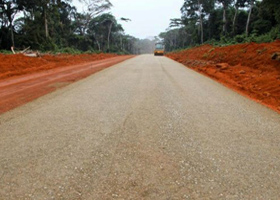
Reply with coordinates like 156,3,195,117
154,42,165,56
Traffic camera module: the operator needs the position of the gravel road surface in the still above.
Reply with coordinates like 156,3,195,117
1,55,280,199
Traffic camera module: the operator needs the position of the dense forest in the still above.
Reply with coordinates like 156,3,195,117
1,0,279,54
160,0,280,52
0,0,157,54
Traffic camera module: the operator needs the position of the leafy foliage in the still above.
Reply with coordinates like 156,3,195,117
160,0,280,52
0,0,148,54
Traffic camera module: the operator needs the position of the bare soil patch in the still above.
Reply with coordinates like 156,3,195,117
0,53,118,80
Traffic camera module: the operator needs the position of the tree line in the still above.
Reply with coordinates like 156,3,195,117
160,0,280,52
0,0,153,54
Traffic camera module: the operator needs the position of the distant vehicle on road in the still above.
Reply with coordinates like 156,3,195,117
154,43,165,56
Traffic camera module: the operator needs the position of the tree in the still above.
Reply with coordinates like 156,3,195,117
181,0,214,44
0,0,21,47
263,0,280,24
106,17,130,51
87,13,131,52
75,0,112,44
78,0,112,18
0,0,141,52
160,0,280,51
181,0,204,43
217,0,234,35
246,0,255,37
232,0,247,35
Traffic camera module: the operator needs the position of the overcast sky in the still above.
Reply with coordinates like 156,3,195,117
73,0,183,39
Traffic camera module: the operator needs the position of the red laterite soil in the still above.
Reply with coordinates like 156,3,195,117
166,40,280,113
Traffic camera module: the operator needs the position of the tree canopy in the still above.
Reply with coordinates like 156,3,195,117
0,0,153,54
160,0,280,52
2,0,278,54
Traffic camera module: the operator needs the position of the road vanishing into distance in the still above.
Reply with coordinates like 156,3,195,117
1,55,280,199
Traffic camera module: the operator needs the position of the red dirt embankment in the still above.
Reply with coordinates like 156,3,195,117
0,53,117,80
166,41,280,113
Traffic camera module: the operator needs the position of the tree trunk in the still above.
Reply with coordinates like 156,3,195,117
222,3,227,35
175,34,177,49
96,39,101,51
44,6,49,38
200,17,204,44
246,0,254,37
107,22,113,51
232,4,239,35
120,34,123,50
6,3,15,47
198,1,204,44
198,0,204,44
93,32,101,51
8,14,15,47
10,23,14,47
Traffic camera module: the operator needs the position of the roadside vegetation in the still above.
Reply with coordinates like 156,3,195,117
1,0,279,54
160,0,280,52
0,0,157,54
164,0,280,113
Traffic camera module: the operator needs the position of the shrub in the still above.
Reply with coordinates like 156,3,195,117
0,50,14,54
58,47,82,54
234,34,247,43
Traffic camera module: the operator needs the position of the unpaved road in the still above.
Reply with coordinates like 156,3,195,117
0,55,280,199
